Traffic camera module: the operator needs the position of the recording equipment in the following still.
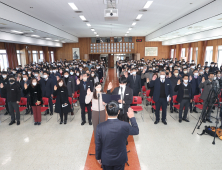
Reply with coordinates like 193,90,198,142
192,80,221,145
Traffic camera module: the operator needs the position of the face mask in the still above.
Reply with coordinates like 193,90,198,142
9,79,15,84
217,74,221,77
96,67,100,69
153,68,155,70
32,82,37,86
76,73,79,76
34,74,38,77
59,83,63,87
174,73,179,76
169,65,173,68
200,72,204,74
178,68,181,70
79,68,82,71
191,66,195,69
214,77,216,80
2,75,6,78
206,70,209,72
160,75,165,79
53,70,56,73
128,71,130,73
70,72,74,75
23,78,27,81
96,88,101,92
43,75,47,79
211,65,214,67
133,71,136,75
91,74,95,77
184,71,187,74
194,73,198,76
64,75,69,78
184,80,188,83
83,77,87,81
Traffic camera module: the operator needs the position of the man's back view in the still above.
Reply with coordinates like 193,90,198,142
96,101,139,170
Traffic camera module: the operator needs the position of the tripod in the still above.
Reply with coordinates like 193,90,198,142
192,81,221,145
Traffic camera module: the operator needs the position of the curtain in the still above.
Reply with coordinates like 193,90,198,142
4,43,18,69
187,43,191,62
201,41,208,65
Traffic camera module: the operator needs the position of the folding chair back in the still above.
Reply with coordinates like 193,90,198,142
132,96,142,105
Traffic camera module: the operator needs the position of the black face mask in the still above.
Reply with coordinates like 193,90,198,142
9,79,15,84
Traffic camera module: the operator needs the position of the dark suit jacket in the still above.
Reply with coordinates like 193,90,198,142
63,77,75,97
95,118,139,166
127,75,141,96
149,78,173,102
39,78,54,97
174,83,193,103
20,80,31,97
107,86,133,113
76,80,93,103
190,76,201,96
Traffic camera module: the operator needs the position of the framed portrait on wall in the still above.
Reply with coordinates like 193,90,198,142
72,48,80,59
145,47,158,56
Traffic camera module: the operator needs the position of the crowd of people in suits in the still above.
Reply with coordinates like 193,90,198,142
116,58,222,127
0,59,106,126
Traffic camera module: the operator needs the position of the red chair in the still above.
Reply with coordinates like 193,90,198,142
171,95,186,120
73,92,79,105
142,86,146,96
18,97,30,122
193,94,203,110
41,97,52,122
131,96,144,121
100,79,103,83
0,98,9,122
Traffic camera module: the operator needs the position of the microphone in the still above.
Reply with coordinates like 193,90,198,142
98,93,100,98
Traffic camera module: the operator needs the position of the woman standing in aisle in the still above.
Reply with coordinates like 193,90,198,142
85,82,106,139
23,78,42,125
53,79,71,124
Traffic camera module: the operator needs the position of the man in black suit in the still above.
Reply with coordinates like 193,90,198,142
76,72,94,125
127,68,141,96
174,74,193,123
96,101,139,170
149,71,173,125
39,71,54,115
107,76,133,122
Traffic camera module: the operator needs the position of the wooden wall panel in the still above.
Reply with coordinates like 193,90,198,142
0,42,5,49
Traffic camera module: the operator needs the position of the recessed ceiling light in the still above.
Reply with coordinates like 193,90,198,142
125,34,127,36
31,35,40,37
126,31,129,33
68,3,78,11
94,32,97,34
96,35,99,36
129,28,132,30
132,22,136,26
143,1,153,9
55,40,59,42
86,23,91,27
11,30,23,34
136,14,143,20
46,38,51,40
91,28,95,31
79,15,86,21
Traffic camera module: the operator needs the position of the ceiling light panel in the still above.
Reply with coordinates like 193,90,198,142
79,15,86,21
68,3,78,11
143,1,153,9
136,14,143,20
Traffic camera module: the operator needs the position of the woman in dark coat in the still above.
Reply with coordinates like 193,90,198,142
53,79,71,124
23,78,42,125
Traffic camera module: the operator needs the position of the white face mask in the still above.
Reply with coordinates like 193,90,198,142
59,83,63,87
23,78,27,81
28,72,31,74
120,84,126,88
91,74,95,77
174,73,179,76
79,68,82,71
32,82,37,86
64,75,69,78
76,73,79,76
2,75,6,78
34,74,38,77
66,69,69,71
191,66,195,69
184,71,187,74
83,77,87,81
96,88,101,92
200,71,204,74
133,71,136,75
43,75,47,79
160,75,165,79
70,72,74,75
194,73,198,76
214,77,216,80
184,80,188,83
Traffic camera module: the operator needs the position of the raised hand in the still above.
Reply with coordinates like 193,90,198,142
177,79,181,85
152,75,157,81
0,83,3,88
24,83,28,89
80,75,83,80
76,79,80,85
142,69,146,74
169,72,172,78
202,76,205,83
124,72,128,78
108,82,113,90
189,75,192,82
147,78,150,83
127,107,134,119
87,88,91,95
54,85,57,91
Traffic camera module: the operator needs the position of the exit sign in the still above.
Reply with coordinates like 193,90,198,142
136,39,142,42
